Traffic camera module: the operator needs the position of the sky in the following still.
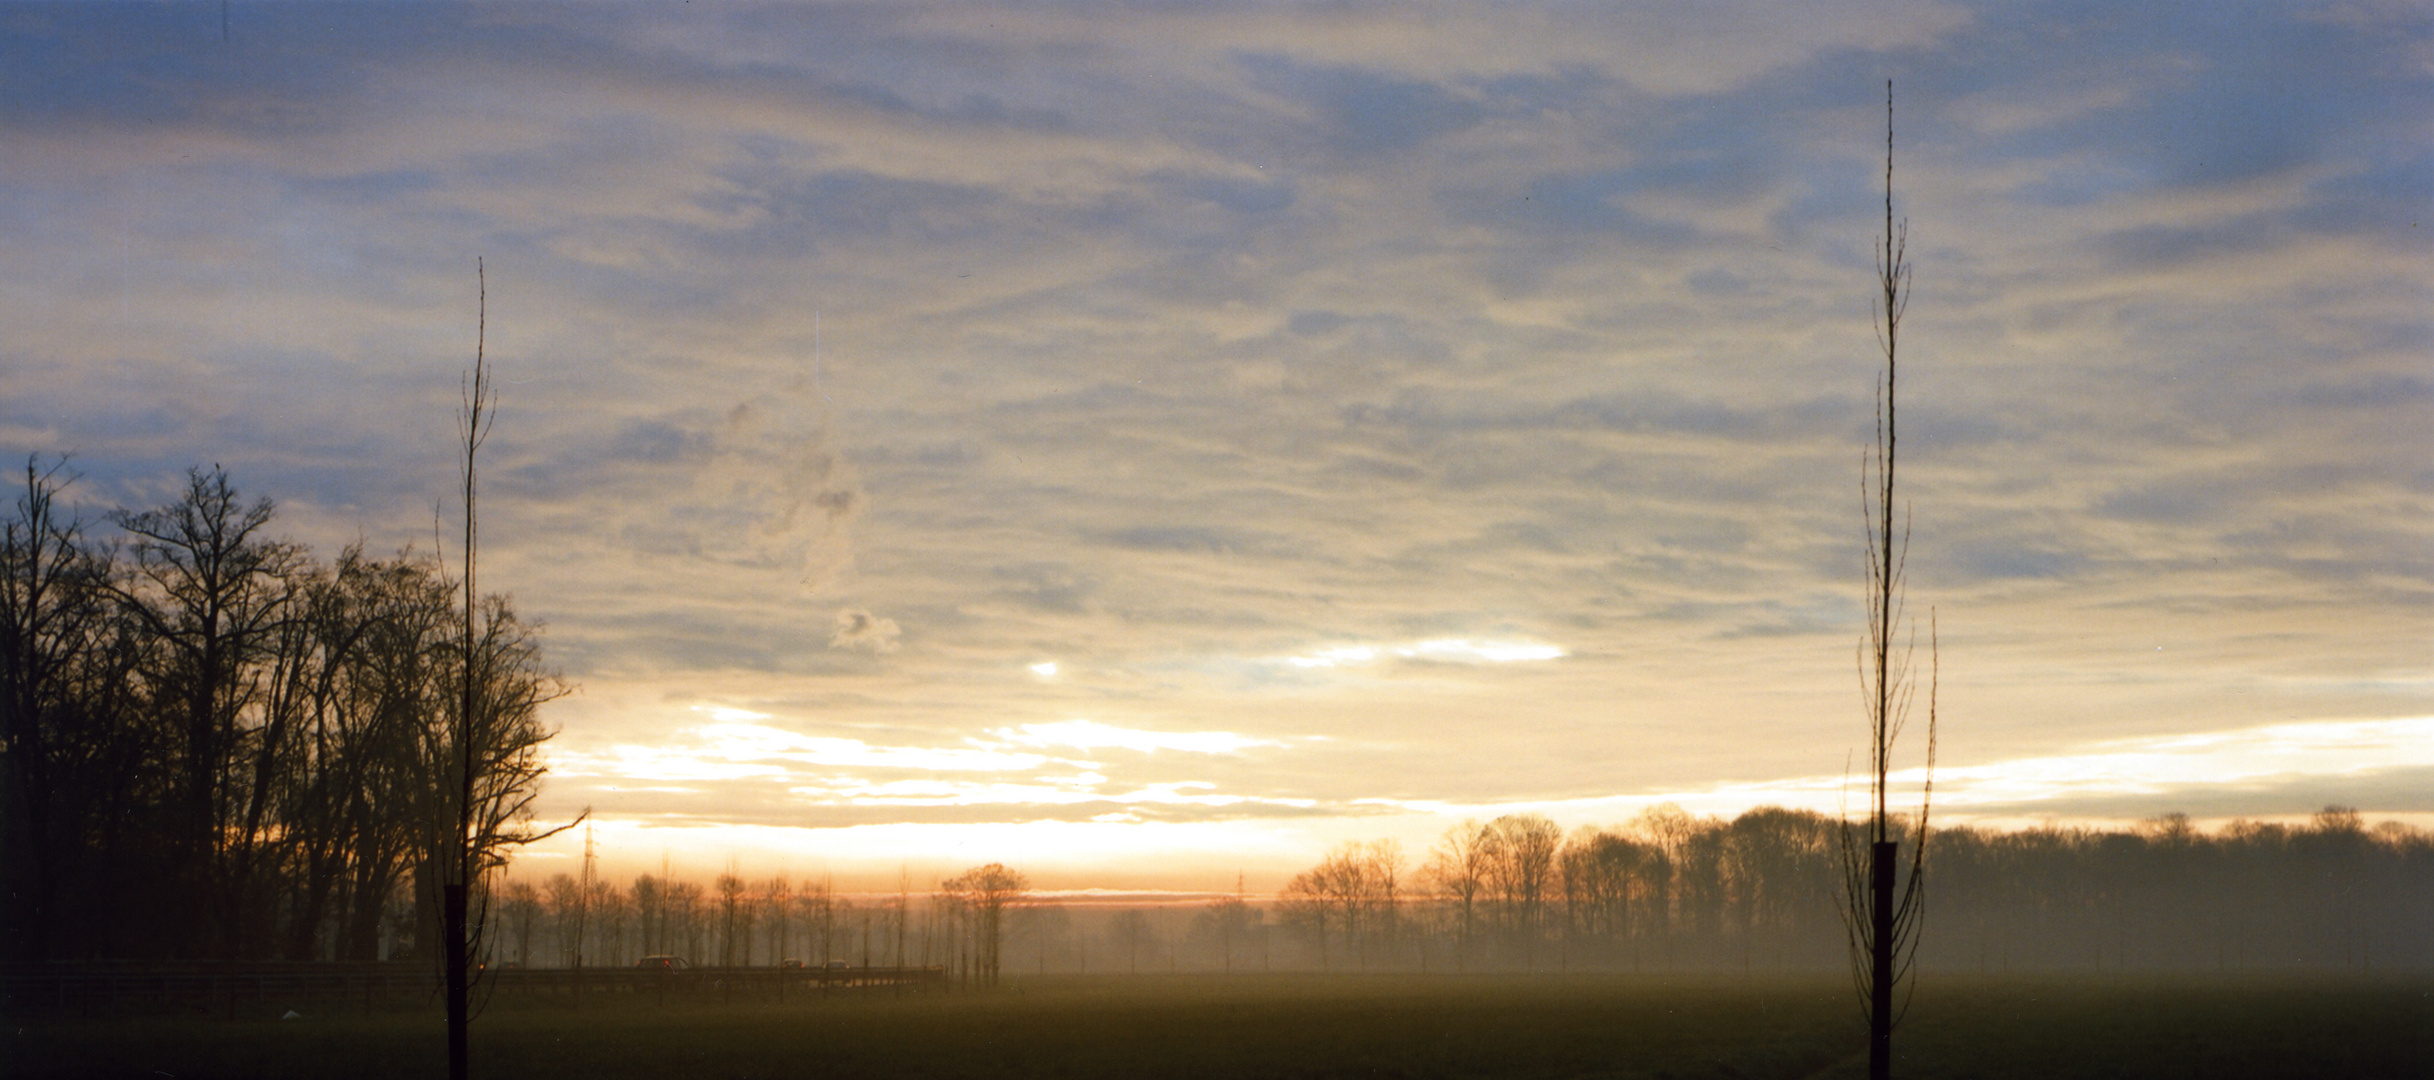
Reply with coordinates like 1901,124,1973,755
2,1,2428,892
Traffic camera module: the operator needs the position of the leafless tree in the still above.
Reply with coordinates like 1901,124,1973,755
1193,879,1256,974
630,873,667,956
1279,840,1405,970
498,878,542,967
1839,80,1939,1080
1368,839,1405,965
438,261,580,1079
0,458,133,963
893,869,911,970
1313,843,1373,968
1277,868,1333,969
112,466,305,957
763,874,794,965
1484,813,1562,966
715,867,752,966
572,823,598,984
797,877,835,965
592,877,628,967
438,261,496,1080
543,872,586,966
1109,908,1152,974
1422,819,1494,970
1558,827,1640,960
941,862,1028,986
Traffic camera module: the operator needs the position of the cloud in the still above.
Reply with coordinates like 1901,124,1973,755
993,719,1282,755
828,608,901,654
1364,717,2434,828
1279,639,1566,669
4,2,2426,861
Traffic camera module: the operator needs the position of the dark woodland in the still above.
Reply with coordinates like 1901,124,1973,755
0,459,561,966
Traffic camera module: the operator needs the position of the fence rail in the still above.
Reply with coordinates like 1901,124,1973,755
2,962,949,1014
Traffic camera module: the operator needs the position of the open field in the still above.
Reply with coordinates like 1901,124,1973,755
11,973,2430,1079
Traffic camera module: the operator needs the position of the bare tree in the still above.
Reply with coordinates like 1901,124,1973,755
497,878,541,967
1312,843,1372,969
1109,908,1152,974
439,260,493,1080
799,877,835,966
589,875,626,968
1194,877,1256,974
1557,828,1641,961
319,550,457,963
894,868,910,971
5,463,573,969
763,873,793,965
1485,813,1562,967
941,862,1028,987
1368,839,1405,966
112,466,305,957
0,459,130,963
1277,867,1332,969
1839,81,1939,1080
1422,819,1494,971
543,872,585,966
574,823,597,981
438,261,579,1079
667,878,706,960
1278,840,1406,971
631,873,666,956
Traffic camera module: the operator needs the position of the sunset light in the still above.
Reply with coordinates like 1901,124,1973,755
994,719,1281,755
6,8,2427,1072
1283,639,1567,668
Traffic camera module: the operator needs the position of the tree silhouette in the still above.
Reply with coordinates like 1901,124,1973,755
439,261,580,1079
112,466,304,957
1194,881,1256,974
1110,908,1152,974
0,458,123,964
1838,81,1938,1080
941,862,1028,987
440,259,493,1080
1422,819,1494,970
1485,814,1562,967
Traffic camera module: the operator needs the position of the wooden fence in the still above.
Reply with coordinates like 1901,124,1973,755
1,962,949,1015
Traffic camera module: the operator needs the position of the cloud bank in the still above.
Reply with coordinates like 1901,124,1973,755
2,1,2425,880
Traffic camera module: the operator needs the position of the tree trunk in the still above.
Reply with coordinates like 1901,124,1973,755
444,882,470,1080
1870,839,1896,1080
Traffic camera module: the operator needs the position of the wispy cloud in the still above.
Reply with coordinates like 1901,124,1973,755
4,2,2425,881
993,719,1282,755
1371,717,2434,827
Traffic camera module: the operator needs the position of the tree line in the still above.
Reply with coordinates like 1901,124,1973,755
1275,806,2433,973
0,459,562,964
490,868,907,973
485,860,1030,989
476,806,2431,979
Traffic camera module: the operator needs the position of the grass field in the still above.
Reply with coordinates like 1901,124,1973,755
11,972,2430,1079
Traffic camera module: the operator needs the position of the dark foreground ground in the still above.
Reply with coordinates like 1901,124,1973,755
10,972,2430,1079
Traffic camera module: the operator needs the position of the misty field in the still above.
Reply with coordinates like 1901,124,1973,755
12,972,2430,1079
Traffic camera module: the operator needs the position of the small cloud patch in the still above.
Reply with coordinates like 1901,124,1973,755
1283,638,1566,668
829,608,901,653
995,719,1280,755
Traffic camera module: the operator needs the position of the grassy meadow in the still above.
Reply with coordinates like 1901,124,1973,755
11,972,2430,1079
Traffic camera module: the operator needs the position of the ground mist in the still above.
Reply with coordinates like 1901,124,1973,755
12,971,2429,1079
